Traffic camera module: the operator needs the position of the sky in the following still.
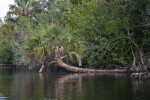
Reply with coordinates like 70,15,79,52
0,0,14,19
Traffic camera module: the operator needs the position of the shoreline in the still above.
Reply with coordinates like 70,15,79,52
0,63,150,79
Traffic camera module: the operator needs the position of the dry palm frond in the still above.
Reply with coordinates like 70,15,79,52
24,51,39,62
59,46,64,55
52,45,64,58
52,45,82,66
69,52,82,66
55,45,60,57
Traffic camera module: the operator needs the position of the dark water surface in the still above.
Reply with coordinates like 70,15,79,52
0,68,150,100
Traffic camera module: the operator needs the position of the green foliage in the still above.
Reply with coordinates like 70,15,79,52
0,37,13,63
0,0,149,68
63,0,131,67
17,16,36,31
24,23,84,64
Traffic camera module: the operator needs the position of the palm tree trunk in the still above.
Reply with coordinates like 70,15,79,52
57,60,128,73
39,65,45,73
47,45,128,73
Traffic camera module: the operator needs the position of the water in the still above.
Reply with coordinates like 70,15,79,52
0,68,150,100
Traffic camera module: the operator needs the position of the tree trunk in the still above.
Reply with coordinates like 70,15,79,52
39,65,45,73
57,60,128,73
45,45,128,73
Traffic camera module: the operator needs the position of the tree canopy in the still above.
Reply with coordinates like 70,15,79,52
0,0,150,71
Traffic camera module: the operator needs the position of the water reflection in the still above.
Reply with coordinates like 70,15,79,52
0,68,150,100
132,80,150,100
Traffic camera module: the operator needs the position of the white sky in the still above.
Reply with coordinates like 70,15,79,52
0,0,14,19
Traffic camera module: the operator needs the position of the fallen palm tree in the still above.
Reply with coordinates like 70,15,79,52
56,60,127,73
39,45,128,73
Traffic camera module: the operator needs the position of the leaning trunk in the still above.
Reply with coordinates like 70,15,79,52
57,60,128,73
39,65,45,73
44,45,128,73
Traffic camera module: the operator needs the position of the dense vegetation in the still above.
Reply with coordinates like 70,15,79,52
0,0,150,71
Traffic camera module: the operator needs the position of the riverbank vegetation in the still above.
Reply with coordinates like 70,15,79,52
0,0,150,73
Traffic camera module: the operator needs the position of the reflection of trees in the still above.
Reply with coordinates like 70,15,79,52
1,68,150,100
132,80,150,100
11,71,48,100
49,74,85,99
11,72,101,100
10,71,150,100
0,68,16,98
39,73,85,99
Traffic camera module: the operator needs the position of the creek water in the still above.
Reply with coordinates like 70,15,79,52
0,68,150,100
